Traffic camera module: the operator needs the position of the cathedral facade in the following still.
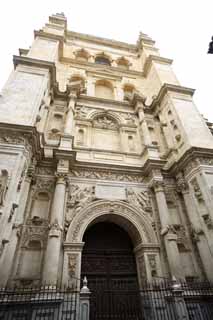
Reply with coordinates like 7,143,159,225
0,13,213,288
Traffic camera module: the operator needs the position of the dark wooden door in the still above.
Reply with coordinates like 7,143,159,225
81,222,143,320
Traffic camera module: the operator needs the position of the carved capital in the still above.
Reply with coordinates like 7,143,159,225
161,224,177,237
151,180,165,193
55,172,68,185
176,177,189,193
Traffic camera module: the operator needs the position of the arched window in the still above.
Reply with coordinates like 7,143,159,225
95,80,114,100
117,57,130,70
95,56,111,66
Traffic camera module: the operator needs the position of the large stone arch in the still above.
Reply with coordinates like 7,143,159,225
66,200,157,246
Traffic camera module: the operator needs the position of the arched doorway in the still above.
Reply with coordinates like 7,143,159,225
81,222,142,319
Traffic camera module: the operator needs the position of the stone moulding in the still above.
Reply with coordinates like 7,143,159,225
66,200,157,245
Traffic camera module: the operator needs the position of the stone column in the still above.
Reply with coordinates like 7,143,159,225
177,175,213,280
152,180,183,279
42,173,67,285
60,93,76,150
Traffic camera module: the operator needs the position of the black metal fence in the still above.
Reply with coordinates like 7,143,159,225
141,280,213,320
90,279,213,320
0,283,79,320
0,280,213,320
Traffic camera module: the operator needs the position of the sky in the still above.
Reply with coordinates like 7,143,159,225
0,0,213,120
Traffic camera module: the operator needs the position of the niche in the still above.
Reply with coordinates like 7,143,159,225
128,135,135,152
51,113,63,134
31,192,50,220
77,128,85,145
19,240,42,279
95,80,114,100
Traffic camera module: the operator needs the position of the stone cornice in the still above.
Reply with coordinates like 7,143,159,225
78,95,130,107
143,55,173,77
13,56,57,87
0,123,43,161
150,83,195,109
61,57,144,77
167,146,213,175
143,158,167,176
67,30,137,52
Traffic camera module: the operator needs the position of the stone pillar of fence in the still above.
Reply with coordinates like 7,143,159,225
171,279,189,320
79,277,91,320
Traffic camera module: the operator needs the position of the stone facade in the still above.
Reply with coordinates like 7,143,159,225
0,13,213,287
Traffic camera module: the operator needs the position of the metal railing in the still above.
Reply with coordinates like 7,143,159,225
0,282,79,320
0,279,213,320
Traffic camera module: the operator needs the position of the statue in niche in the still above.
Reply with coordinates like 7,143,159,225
93,115,117,130
0,170,8,206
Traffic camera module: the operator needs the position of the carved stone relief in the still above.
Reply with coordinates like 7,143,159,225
93,115,118,130
126,187,152,214
67,253,78,279
21,217,49,249
33,177,55,193
191,178,204,202
148,254,157,277
74,106,89,119
65,184,96,234
69,169,144,183
0,131,33,154
67,200,156,244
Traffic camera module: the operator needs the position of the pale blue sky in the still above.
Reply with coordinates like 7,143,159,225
1,0,213,120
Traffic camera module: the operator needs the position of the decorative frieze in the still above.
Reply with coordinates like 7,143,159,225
69,169,144,183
